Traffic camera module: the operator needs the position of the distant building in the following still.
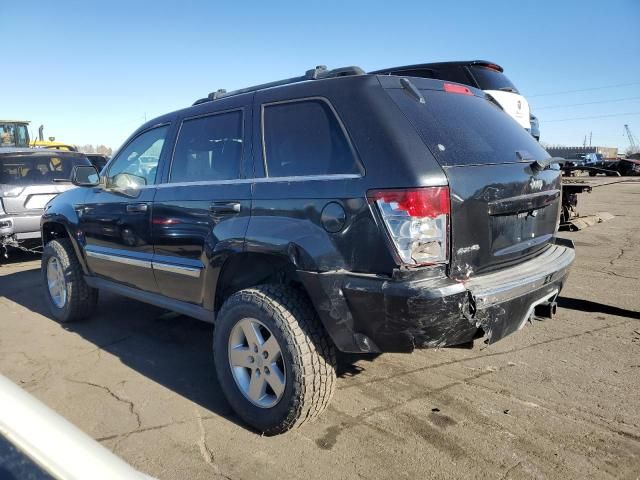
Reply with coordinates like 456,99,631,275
545,146,618,159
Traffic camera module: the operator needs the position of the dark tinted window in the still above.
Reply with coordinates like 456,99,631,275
263,99,360,177
433,66,472,85
171,111,243,182
385,68,437,79
86,155,109,171
0,153,90,184
387,89,549,166
468,66,519,93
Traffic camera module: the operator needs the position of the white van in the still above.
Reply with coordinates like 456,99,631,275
371,60,535,134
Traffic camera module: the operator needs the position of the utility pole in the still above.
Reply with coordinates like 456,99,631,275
589,131,592,147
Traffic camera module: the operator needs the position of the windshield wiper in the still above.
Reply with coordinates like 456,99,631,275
51,178,72,183
531,157,566,173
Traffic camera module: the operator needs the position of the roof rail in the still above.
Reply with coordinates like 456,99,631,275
192,65,364,106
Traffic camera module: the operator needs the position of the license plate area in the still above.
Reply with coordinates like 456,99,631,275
490,208,555,257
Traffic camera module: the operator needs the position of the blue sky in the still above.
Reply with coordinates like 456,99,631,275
2,0,639,152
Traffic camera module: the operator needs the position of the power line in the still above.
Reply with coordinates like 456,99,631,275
535,96,640,110
528,81,640,98
544,112,640,123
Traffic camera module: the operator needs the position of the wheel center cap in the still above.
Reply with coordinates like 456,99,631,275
256,355,264,368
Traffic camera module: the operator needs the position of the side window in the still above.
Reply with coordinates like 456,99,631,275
170,111,243,183
106,126,168,189
262,99,360,178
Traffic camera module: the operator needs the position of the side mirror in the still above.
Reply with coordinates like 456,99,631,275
72,165,100,187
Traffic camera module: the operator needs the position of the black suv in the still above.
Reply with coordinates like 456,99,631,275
41,65,574,435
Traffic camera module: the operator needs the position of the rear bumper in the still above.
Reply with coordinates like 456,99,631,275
299,238,575,353
0,213,42,240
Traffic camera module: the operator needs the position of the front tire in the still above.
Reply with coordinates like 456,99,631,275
213,285,336,435
42,239,98,322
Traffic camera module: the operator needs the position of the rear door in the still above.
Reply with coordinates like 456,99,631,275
384,79,560,280
79,124,171,292
151,98,252,307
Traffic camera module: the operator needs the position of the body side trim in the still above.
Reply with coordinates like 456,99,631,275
84,276,214,323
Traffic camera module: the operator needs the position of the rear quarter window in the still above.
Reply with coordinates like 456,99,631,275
387,89,549,166
262,99,361,177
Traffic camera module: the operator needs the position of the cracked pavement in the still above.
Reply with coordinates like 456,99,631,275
0,179,639,479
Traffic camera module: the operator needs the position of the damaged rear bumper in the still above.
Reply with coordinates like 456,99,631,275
298,238,575,353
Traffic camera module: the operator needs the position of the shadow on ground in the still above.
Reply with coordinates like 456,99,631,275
0,266,248,428
0,266,374,433
558,296,640,320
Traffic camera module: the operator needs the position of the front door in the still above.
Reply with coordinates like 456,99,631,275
79,124,171,292
152,101,252,307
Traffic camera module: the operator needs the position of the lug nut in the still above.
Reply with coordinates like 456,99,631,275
264,366,270,375
262,351,268,359
253,344,258,353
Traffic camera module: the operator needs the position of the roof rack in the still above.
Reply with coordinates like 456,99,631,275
192,65,365,106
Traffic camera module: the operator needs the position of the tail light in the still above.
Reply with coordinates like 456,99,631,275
368,187,450,266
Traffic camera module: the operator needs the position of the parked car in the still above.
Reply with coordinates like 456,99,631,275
85,153,110,172
370,60,540,139
41,65,575,435
0,374,149,479
617,158,640,176
1,149,91,251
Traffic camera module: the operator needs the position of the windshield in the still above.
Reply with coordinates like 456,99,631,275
469,66,519,93
0,123,30,148
386,88,549,166
0,154,89,184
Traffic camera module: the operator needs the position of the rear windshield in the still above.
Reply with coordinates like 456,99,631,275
387,88,549,167
468,66,519,93
0,154,89,184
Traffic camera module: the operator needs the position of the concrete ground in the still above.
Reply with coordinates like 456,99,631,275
1,178,639,480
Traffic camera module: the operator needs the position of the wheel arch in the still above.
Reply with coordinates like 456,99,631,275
41,220,90,275
213,252,364,353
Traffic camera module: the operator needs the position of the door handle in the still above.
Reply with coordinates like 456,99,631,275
126,203,148,213
209,202,241,214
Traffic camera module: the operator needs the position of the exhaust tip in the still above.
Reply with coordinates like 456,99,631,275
534,301,557,320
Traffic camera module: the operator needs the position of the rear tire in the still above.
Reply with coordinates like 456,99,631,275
213,284,336,435
42,239,98,322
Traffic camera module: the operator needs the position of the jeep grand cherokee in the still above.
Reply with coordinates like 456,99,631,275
40,65,574,434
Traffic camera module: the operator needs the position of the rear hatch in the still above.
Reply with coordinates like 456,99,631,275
0,152,88,214
383,77,560,280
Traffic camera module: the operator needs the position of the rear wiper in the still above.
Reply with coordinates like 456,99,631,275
531,157,566,173
498,86,517,93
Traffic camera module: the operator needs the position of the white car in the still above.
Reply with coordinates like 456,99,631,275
371,60,535,135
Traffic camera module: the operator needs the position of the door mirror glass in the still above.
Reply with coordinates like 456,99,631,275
72,165,100,186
